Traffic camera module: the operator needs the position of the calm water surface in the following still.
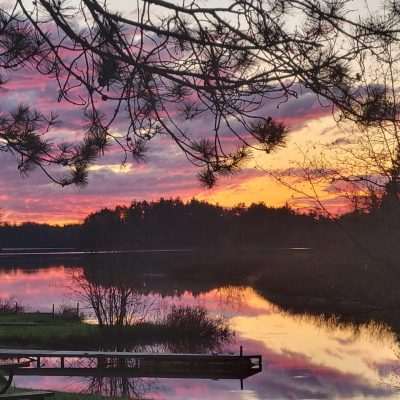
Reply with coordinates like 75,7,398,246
1,256,400,399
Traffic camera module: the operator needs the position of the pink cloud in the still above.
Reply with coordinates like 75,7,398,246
0,65,335,223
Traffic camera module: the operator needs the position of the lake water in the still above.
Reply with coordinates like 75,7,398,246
1,252,400,399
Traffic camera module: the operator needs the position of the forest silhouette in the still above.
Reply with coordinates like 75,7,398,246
0,197,398,260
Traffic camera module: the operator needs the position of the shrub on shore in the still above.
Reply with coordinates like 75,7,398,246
164,305,231,342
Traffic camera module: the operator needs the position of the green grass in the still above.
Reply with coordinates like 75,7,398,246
0,308,232,351
0,313,80,325
0,323,96,348
0,312,98,348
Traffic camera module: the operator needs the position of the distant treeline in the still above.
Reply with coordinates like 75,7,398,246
0,222,80,249
80,199,320,249
0,198,398,251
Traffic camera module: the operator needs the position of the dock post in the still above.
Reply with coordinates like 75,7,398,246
240,345,243,357
240,378,244,390
52,304,55,320
61,357,64,368
36,357,40,368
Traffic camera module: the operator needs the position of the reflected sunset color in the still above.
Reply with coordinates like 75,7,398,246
1,263,399,399
0,267,82,311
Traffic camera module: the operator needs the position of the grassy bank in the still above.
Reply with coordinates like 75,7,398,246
0,312,95,348
0,306,232,351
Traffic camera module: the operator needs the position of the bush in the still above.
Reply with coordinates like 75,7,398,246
164,305,232,342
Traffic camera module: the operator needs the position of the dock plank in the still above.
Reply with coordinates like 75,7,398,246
0,348,262,381
13,367,258,380
0,349,259,360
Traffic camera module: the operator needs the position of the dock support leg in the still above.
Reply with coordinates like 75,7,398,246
240,378,244,390
0,371,13,394
36,357,40,368
61,357,64,368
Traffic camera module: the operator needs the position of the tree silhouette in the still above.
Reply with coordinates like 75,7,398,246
79,197,318,249
281,43,400,215
72,270,153,327
0,0,398,185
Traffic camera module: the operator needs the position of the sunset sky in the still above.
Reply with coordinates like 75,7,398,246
0,1,363,225
0,85,349,225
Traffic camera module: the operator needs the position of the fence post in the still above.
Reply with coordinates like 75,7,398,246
76,302,80,316
15,302,18,313
52,304,55,319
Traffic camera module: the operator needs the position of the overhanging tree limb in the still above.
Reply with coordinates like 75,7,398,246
0,0,398,186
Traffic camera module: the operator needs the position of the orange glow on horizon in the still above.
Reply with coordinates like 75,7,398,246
1,115,355,225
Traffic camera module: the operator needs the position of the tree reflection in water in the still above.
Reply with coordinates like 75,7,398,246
69,270,233,353
68,349,157,399
87,364,156,399
71,270,156,328
215,286,247,311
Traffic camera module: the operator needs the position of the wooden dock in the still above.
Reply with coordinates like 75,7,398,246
0,348,262,382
